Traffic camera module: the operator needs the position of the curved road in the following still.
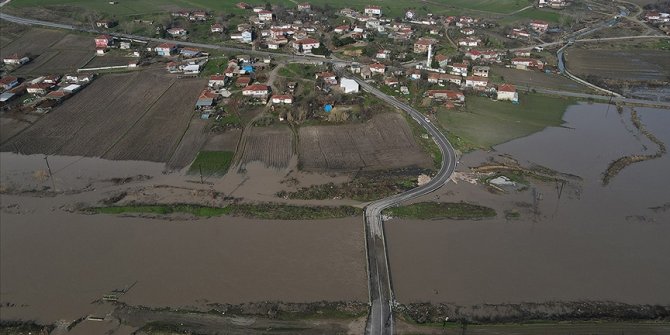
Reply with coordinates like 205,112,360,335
354,79,457,335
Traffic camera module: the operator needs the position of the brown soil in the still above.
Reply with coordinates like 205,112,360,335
102,77,205,162
0,28,65,58
1,71,206,164
239,125,294,170
298,113,432,171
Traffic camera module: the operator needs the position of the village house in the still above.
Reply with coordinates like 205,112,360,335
465,76,489,89
26,83,52,95
508,28,531,40
539,0,568,9
340,78,359,93
95,35,113,48
376,49,390,59
96,20,116,28
473,66,490,78
166,61,182,73
435,54,449,68
511,57,544,70
45,90,69,101
297,2,311,11
258,10,273,21
43,75,61,84
497,83,519,103
180,47,201,58
414,38,437,53
167,28,187,37
196,90,218,109
514,50,532,57
155,43,177,56
364,5,382,16
271,94,293,104
460,27,475,35
530,20,549,33
209,75,227,88
384,77,399,87
293,38,320,53
458,37,481,47
369,63,386,75
3,54,29,65
450,63,469,76
242,84,271,97
191,11,208,21
316,71,338,85
334,25,350,34
172,10,190,18
211,23,224,33
236,2,250,9
0,76,19,90
235,76,252,87
426,89,465,103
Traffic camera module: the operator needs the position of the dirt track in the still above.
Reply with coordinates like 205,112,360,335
298,113,432,171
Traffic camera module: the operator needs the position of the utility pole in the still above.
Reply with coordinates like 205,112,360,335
44,155,56,192
199,164,204,184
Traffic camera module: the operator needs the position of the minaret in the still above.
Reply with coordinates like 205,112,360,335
426,43,433,68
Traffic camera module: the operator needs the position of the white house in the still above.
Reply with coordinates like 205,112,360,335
271,94,293,104
375,49,390,59
450,63,468,77
293,38,320,53
258,10,273,21
369,63,386,75
473,66,489,78
340,78,359,94
167,27,187,37
364,5,382,16
3,54,30,65
497,83,518,102
465,76,488,89
242,84,270,97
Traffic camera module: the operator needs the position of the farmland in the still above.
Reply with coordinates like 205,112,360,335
437,93,578,151
1,71,206,165
3,30,95,75
493,66,589,93
565,49,670,81
103,77,205,162
298,113,432,171
0,28,65,58
239,126,294,170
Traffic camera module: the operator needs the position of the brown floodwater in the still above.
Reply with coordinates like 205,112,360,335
387,104,670,305
0,206,367,323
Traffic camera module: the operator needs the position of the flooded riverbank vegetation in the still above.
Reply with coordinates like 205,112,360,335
396,301,670,325
384,202,496,220
86,203,362,220
602,108,667,185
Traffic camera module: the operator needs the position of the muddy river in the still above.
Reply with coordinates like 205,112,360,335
387,104,670,305
0,199,367,323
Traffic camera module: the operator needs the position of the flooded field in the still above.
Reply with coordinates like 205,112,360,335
0,205,367,323
387,104,670,306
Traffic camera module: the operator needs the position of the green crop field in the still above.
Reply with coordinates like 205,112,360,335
6,0,534,18
437,93,578,151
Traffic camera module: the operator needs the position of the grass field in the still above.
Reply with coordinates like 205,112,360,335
500,7,563,24
437,93,577,151
385,201,496,220
6,0,534,19
188,151,235,176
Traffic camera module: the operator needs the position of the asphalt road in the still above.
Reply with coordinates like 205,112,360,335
355,78,457,335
